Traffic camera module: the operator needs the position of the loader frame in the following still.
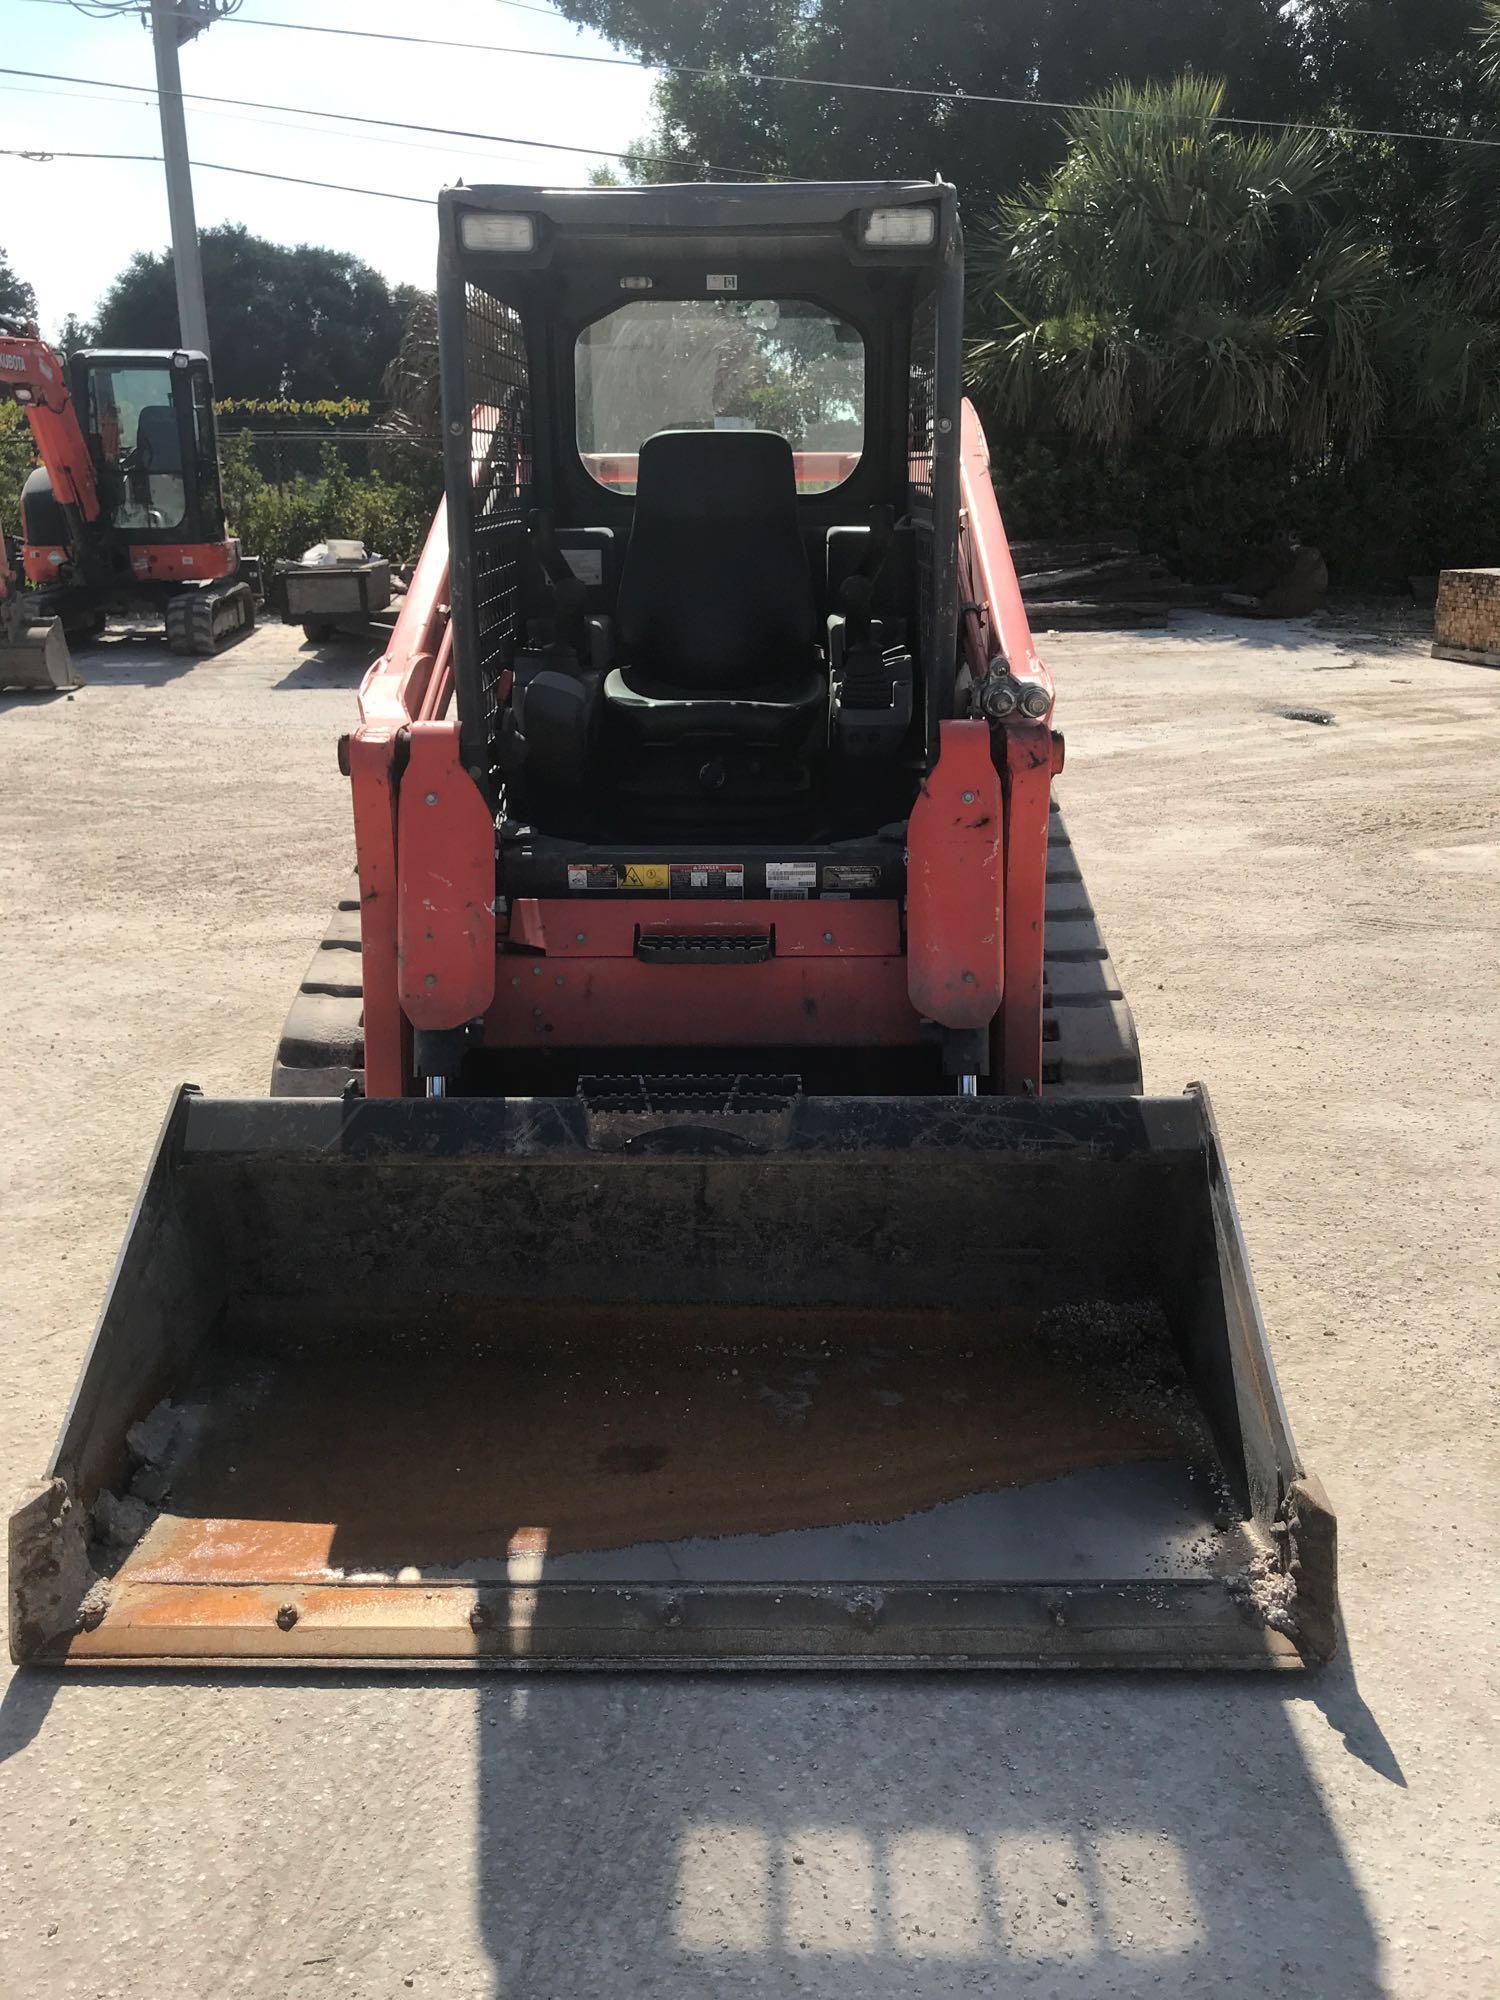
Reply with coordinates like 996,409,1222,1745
324,184,1064,1100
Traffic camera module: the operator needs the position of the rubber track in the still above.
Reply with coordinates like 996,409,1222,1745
165,581,256,656
1043,804,1143,1096
271,813,1143,1098
270,881,365,1097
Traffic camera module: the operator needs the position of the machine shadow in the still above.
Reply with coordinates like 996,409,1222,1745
0,1645,1391,1995
274,630,384,688
52,632,198,689
472,1668,1385,1998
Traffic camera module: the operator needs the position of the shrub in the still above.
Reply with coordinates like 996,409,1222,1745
982,420,1500,587
0,402,37,536
220,433,435,571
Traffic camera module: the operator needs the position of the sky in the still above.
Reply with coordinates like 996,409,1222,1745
0,0,661,337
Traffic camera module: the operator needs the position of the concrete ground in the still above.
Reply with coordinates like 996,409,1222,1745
1,608,1495,1998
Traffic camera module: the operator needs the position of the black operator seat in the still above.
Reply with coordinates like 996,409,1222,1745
604,429,826,743
134,403,183,472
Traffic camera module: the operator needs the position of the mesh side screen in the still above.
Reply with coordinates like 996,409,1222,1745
907,286,936,508
908,285,937,718
465,284,531,777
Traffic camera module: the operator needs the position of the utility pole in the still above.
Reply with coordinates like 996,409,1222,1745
149,0,216,360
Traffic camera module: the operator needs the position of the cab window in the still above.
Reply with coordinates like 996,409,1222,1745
86,365,187,532
575,297,865,495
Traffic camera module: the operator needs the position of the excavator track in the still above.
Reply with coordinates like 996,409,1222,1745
165,581,256,657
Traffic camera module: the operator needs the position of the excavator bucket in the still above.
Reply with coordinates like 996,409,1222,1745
10,1086,1336,1671
0,613,78,693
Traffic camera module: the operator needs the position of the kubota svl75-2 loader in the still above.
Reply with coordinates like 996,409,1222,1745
10,183,1336,1670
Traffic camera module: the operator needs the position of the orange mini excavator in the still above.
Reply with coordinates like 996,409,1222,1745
10,184,1336,1672
0,318,252,669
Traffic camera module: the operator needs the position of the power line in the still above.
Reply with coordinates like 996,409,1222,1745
0,143,435,204
0,66,762,176
18,0,1500,153
0,75,652,172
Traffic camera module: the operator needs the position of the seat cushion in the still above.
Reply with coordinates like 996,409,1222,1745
604,664,827,745
615,430,817,692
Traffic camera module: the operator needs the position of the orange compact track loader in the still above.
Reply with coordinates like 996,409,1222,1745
10,183,1336,1671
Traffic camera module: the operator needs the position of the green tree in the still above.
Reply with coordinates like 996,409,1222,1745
91,224,419,400
57,312,96,355
0,245,37,327
556,2,1498,200
967,75,1496,461
558,1,1500,272
1435,2,1500,305
556,1,1317,199
0,403,38,532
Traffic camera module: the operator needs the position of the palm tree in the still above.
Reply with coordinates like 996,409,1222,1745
1436,2,1500,308
967,73,1487,460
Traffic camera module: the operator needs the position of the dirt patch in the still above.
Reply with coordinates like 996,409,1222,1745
1267,703,1337,725
122,1302,1208,1578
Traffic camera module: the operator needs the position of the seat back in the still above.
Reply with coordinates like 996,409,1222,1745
135,403,183,474
615,430,817,693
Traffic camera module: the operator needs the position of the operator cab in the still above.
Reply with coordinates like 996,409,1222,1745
439,182,962,846
77,350,223,544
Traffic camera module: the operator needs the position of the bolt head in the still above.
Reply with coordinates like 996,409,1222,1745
425,791,438,806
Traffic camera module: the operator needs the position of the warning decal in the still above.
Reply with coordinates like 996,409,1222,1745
622,863,671,891
566,863,620,893
669,862,745,899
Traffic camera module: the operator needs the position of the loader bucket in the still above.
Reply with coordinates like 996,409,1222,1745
10,1088,1336,1670
0,614,79,693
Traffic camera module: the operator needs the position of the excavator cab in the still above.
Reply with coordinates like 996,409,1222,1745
9,184,1337,1672
21,349,226,568
78,350,224,543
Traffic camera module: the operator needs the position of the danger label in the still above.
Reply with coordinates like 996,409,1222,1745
670,862,744,898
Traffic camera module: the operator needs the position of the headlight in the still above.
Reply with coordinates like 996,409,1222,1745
460,212,537,252
861,206,937,248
